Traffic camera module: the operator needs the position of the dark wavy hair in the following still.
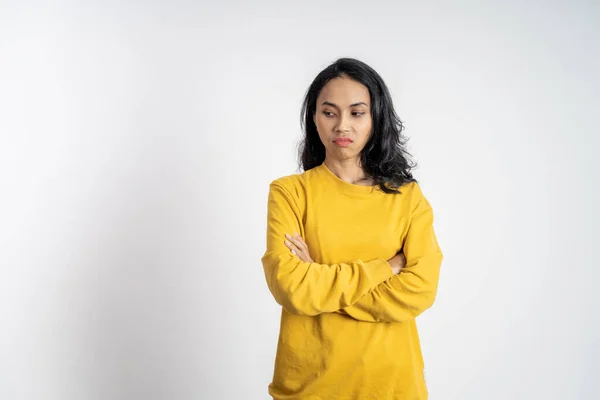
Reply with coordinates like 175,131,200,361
298,57,417,194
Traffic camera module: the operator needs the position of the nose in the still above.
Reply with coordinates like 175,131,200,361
335,113,351,133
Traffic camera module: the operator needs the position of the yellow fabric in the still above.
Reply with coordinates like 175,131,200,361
261,162,443,399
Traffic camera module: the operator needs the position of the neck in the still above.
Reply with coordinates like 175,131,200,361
324,157,372,185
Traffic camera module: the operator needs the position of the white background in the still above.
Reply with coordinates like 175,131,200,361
1,1,598,399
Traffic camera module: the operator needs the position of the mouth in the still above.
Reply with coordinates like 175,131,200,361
333,138,353,147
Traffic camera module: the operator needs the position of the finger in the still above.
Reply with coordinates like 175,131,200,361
285,234,312,262
286,234,306,250
284,239,301,254
291,233,309,252
286,241,309,261
286,239,310,261
293,234,312,260
294,232,307,246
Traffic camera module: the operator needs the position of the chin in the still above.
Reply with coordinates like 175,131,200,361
334,150,357,160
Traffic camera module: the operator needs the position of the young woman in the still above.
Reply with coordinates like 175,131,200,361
261,57,443,399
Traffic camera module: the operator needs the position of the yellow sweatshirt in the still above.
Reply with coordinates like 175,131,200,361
261,162,443,399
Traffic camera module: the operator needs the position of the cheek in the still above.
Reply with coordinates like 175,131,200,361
314,119,329,143
357,119,373,140
315,114,328,128
314,117,331,137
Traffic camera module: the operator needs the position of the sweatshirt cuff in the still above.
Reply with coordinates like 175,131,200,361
366,258,395,286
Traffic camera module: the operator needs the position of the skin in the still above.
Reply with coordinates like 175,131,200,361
313,76,375,186
285,75,406,274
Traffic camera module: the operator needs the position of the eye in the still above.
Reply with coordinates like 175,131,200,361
322,111,335,117
352,112,366,117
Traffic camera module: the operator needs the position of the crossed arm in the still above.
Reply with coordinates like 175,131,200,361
261,181,443,322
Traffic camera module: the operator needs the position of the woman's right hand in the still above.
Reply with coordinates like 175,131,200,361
387,252,406,275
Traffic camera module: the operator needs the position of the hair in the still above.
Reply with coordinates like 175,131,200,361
298,57,417,194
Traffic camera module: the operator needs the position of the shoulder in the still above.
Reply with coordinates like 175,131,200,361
266,169,317,216
269,168,317,199
403,181,438,222
397,180,432,211
397,180,422,199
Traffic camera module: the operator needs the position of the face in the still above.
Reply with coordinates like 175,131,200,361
313,76,373,164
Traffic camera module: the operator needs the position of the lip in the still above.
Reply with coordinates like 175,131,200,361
333,138,353,146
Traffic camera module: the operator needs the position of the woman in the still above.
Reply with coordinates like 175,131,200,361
261,57,443,399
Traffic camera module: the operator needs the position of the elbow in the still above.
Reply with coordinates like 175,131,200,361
423,288,438,311
394,295,438,323
271,276,321,316
412,287,438,319
396,287,439,323
262,255,321,316
408,255,442,318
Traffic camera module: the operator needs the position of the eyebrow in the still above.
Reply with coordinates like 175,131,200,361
321,101,369,108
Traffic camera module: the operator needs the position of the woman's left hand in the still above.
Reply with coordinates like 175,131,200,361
285,233,314,263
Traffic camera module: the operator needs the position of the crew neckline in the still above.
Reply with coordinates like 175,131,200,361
317,162,384,196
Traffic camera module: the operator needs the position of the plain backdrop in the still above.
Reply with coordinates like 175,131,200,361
1,1,599,399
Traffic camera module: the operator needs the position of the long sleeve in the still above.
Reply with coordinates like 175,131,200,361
261,181,394,316
339,184,443,323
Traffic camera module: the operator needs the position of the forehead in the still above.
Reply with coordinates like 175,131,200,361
317,77,370,106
